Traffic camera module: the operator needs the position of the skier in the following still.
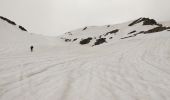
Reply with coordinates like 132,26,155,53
30,45,34,52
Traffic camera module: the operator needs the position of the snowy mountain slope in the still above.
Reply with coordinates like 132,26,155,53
0,17,170,100
60,18,170,46
0,16,60,54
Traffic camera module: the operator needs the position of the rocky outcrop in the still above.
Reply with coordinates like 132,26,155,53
60,17,170,46
80,37,92,45
94,38,106,46
19,25,27,31
128,17,162,26
144,26,168,34
0,16,28,32
104,29,119,36
128,30,136,34
0,16,16,25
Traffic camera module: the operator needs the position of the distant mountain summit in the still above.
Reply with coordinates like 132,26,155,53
0,16,27,31
60,17,170,46
128,17,162,26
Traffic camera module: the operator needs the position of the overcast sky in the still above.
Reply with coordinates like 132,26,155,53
0,0,170,36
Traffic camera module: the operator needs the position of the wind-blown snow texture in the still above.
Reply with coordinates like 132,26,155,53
0,17,170,100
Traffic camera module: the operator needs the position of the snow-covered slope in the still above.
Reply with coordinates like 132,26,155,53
60,18,170,46
0,17,170,100
0,16,59,54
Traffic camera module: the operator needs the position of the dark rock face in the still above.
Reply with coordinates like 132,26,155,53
109,37,113,39
144,26,168,34
128,18,142,26
80,37,92,45
142,18,159,26
166,27,170,31
128,30,136,34
128,17,162,26
19,25,27,31
94,38,106,46
121,35,135,39
104,29,119,36
73,38,78,41
121,26,170,39
65,39,71,42
82,27,88,31
107,25,110,27
0,16,16,25
0,16,28,31
60,37,72,42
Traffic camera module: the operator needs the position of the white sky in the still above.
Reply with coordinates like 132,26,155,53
0,0,170,36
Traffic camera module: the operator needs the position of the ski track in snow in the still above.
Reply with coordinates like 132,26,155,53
0,19,170,100
1,34,170,100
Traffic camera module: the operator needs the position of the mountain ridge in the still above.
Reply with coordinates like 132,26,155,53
0,16,27,31
60,17,170,46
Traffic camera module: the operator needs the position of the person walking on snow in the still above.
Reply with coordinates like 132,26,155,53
30,45,34,52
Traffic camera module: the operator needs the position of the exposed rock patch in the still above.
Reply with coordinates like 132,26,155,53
143,18,160,26
109,37,113,39
94,38,106,46
107,25,110,27
0,16,28,31
104,29,119,36
73,38,78,41
128,18,142,26
144,26,168,34
65,39,72,42
19,25,27,31
82,27,88,31
121,26,170,39
128,17,162,26
0,16,16,25
128,30,136,34
80,37,92,45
